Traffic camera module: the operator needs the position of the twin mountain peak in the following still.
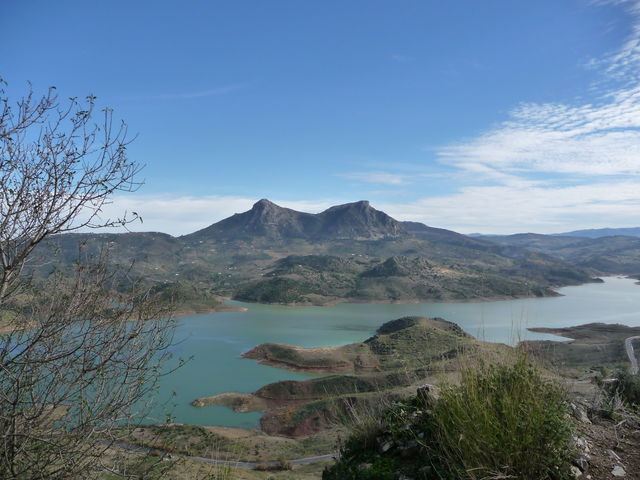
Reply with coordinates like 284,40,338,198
44,198,601,303
188,199,411,241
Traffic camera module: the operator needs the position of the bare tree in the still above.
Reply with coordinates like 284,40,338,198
0,79,176,479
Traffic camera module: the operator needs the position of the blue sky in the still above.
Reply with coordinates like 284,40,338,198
2,0,640,234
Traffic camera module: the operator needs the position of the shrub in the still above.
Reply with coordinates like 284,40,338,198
600,369,640,408
278,457,293,470
616,370,640,406
254,461,293,472
431,357,573,479
324,356,574,480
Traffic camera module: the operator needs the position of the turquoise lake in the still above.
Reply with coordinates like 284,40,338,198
151,276,640,428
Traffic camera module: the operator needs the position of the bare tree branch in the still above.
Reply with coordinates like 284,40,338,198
0,80,176,479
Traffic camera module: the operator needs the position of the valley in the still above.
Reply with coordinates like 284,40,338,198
120,277,640,479
131,277,640,430
33,199,604,310
14,200,640,479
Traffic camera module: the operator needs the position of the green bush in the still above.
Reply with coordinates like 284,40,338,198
431,358,573,479
601,369,640,408
324,357,574,480
277,457,293,470
616,370,640,406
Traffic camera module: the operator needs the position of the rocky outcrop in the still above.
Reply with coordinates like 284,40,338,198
186,199,407,242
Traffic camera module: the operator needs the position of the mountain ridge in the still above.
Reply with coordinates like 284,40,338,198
476,232,640,274
183,199,407,242
32,199,601,306
553,226,640,239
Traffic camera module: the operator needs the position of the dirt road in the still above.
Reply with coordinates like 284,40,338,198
624,336,640,374
110,440,338,469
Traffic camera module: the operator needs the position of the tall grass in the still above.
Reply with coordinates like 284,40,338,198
431,356,573,479
597,368,640,409
324,355,575,480
615,370,640,407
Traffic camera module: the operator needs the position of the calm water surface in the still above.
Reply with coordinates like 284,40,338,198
152,276,640,427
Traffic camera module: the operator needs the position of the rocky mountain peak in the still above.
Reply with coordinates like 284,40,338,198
322,200,371,213
247,198,288,220
186,199,407,241
252,198,278,211
318,201,406,239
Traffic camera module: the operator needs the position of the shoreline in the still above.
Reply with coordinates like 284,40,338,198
184,277,639,435
229,291,565,309
174,277,632,314
242,344,354,374
172,304,248,316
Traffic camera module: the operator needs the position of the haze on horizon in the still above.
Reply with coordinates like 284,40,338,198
2,0,640,236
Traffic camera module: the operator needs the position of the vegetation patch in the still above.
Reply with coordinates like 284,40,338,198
243,316,478,374
149,280,222,313
234,278,315,304
324,356,575,480
523,323,640,369
597,368,640,409
125,424,244,458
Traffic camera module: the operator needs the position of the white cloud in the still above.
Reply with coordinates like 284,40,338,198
338,171,411,185
87,1,640,237
600,0,640,82
85,179,640,237
436,0,640,179
88,195,336,236
407,0,640,233
378,180,640,234
436,85,640,177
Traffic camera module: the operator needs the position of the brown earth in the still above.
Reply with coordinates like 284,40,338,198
522,323,640,369
572,406,640,479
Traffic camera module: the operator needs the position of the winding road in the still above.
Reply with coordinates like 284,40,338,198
110,440,338,469
625,336,640,374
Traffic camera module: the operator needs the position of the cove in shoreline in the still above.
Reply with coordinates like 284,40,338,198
149,276,640,428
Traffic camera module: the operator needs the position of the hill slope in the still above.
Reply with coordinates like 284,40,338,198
555,227,640,238
184,199,406,242
32,200,598,305
477,233,640,274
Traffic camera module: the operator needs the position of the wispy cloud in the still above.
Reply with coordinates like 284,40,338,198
337,171,411,185
406,0,640,233
100,2,640,236
391,54,414,63
436,85,640,177
134,82,251,100
92,180,640,236
594,0,640,82
378,180,640,234
323,1,640,234
437,0,640,177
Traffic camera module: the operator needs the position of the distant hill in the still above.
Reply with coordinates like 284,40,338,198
553,227,640,238
476,232,640,274
33,199,598,305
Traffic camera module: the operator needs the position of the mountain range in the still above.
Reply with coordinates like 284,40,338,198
34,199,628,306
188,199,405,242
475,233,640,274
554,227,640,238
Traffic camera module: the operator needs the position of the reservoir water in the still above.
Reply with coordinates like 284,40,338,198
152,276,640,428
